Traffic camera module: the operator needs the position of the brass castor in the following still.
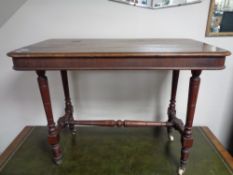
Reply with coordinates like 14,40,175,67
168,134,174,141
70,125,77,135
71,128,77,135
55,158,63,165
178,167,185,175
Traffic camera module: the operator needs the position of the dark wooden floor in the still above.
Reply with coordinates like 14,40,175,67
0,126,232,175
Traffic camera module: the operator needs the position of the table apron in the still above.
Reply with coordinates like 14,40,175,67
12,57,225,70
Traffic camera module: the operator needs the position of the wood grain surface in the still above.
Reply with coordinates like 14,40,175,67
8,39,230,58
8,39,231,70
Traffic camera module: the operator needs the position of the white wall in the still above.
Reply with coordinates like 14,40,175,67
0,0,27,28
0,0,233,153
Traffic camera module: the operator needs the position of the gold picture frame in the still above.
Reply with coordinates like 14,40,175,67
206,0,233,37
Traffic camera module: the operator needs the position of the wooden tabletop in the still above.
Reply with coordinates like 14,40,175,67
8,39,230,58
7,39,231,70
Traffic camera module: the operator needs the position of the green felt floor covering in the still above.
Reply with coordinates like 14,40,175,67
0,127,232,175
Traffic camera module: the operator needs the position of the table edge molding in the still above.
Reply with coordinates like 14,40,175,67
201,126,233,171
0,126,34,171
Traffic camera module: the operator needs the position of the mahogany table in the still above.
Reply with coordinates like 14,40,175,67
7,39,231,175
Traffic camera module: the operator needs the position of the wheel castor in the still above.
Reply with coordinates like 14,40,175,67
71,128,77,135
168,134,174,141
70,125,77,135
178,167,185,175
55,158,63,165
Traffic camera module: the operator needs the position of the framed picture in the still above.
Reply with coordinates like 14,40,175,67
206,0,233,36
110,0,202,9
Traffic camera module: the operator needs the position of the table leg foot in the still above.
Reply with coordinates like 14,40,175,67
167,70,180,141
52,143,62,163
54,156,63,165
167,126,174,141
48,133,62,164
70,125,77,135
168,117,184,141
178,167,185,175
168,134,175,141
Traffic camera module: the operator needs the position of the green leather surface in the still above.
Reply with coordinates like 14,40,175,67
1,127,232,175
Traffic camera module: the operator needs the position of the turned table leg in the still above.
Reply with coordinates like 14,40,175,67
179,70,201,175
36,70,62,164
167,70,180,141
61,70,76,134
